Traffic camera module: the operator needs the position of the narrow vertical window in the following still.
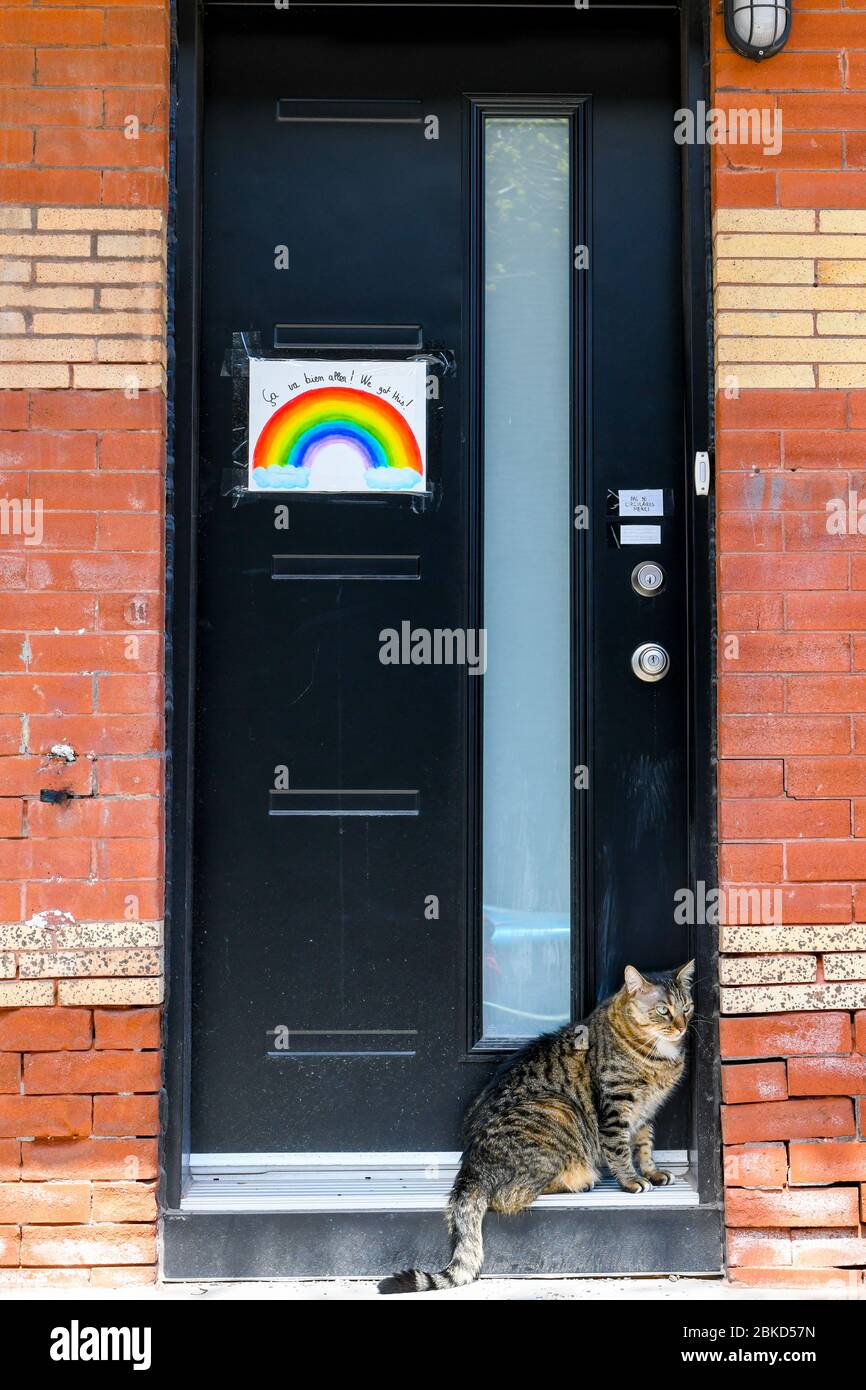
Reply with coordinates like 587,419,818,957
480,115,573,1040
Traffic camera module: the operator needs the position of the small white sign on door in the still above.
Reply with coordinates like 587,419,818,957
619,524,662,546
248,358,428,494
618,488,664,517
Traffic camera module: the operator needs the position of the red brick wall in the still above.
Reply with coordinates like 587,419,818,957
0,0,168,1286
714,1,866,1288
4,0,866,1289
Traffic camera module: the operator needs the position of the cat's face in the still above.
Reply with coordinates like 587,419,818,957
621,962,695,1046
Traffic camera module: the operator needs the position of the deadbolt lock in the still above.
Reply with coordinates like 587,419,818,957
632,642,670,682
631,561,665,596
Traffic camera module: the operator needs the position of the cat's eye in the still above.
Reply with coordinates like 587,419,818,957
655,1005,669,1017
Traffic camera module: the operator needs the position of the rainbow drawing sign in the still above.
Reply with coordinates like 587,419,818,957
248,358,427,494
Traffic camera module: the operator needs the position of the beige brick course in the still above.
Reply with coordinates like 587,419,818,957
715,209,816,233
819,365,866,388
96,339,163,363
0,286,94,309
0,206,166,391
36,260,164,285
817,312,866,335
716,259,815,284
72,364,163,390
719,338,866,363
58,978,163,1007
0,235,90,258
717,365,815,389
718,234,866,259
0,364,68,389
38,209,163,232
32,312,164,337
0,209,32,231
0,981,54,1006
720,955,817,986
96,234,163,259
0,262,31,284
823,953,866,981
716,312,814,337
722,924,866,954
0,922,165,995
20,949,162,979
717,285,866,311
0,924,52,950
52,922,163,949
0,338,94,361
818,211,866,233
100,287,163,311
721,982,866,1014
714,207,866,388
817,261,866,285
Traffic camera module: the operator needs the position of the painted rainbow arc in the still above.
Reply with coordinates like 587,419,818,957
252,385,423,478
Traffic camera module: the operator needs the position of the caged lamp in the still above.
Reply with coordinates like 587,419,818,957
724,0,792,60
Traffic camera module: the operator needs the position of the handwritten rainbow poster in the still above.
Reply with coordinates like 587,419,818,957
248,359,427,494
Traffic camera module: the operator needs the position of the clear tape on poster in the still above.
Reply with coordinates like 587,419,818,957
221,330,453,509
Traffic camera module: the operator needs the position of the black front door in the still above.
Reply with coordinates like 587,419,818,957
167,0,721,1278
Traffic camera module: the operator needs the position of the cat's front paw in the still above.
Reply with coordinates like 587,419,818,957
620,1175,652,1194
646,1169,674,1186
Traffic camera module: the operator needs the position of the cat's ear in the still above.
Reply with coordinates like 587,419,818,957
624,964,649,996
676,959,696,993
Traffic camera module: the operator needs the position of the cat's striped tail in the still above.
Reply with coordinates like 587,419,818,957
378,1185,488,1294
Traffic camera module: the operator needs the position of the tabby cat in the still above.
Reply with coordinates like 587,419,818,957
379,960,694,1294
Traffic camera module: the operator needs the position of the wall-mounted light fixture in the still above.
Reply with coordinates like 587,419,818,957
724,0,792,60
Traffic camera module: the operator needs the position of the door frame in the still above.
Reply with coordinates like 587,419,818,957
163,0,721,1278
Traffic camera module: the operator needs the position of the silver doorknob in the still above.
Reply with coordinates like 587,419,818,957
632,642,670,682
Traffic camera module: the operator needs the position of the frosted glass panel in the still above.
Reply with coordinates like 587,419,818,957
481,117,572,1040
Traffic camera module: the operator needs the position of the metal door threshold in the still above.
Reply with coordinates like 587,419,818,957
184,1151,698,1213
